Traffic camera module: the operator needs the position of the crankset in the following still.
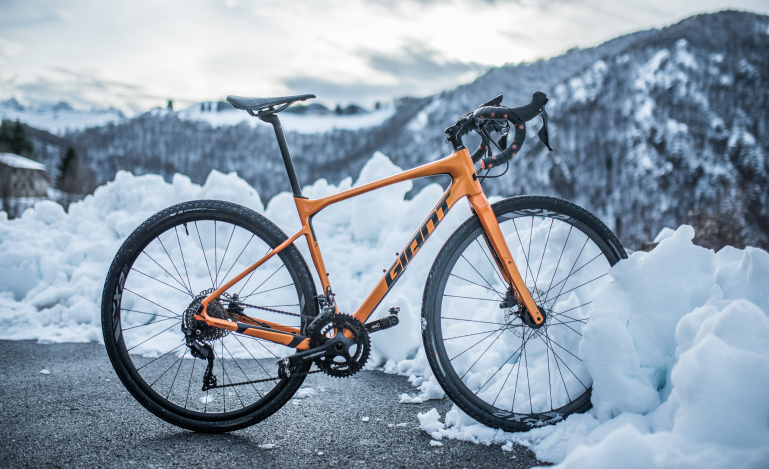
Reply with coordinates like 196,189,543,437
275,314,371,379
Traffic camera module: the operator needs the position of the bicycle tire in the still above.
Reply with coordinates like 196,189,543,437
101,200,318,432
422,195,626,432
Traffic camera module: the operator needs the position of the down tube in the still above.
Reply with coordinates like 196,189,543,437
352,188,455,324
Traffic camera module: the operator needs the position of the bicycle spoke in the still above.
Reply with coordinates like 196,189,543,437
223,341,262,399
533,252,604,303
546,332,553,410
126,321,181,352
547,316,584,337
232,334,275,379
247,283,294,297
441,316,513,326
544,237,588,306
449,274,504,297
138,343,185,372
184,357,196,409
124,287,179,316
536,329,583,362
483,328,533,400
536,330,588,391
166,349,188,400
461,328,507,380
241,264,287,300
549,301,591,319
543,328,571,402
158,236,193,296
444,325,512,341
131,268,189,296
175,226,194,295
214,221,218,289
449,328,500,362
461,254,503,299
543,226,571,302
221,235,257,288
121,308,179,320
544,273,609,308
214,223,237,288
140,251,190,296
524,331,532,413
534,219,554,289
194,221,215,287
526,217,534,283
512,218,539,292
122,315,178,331
149,346,186,386
475,238,506,286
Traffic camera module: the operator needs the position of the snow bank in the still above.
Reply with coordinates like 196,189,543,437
417,227,769,469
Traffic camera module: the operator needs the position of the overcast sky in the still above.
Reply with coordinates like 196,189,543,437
1,0,767,114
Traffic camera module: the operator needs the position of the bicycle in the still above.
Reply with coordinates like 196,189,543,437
101,91,627,433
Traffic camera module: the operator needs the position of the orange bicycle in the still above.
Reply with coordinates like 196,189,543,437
101,92,626,433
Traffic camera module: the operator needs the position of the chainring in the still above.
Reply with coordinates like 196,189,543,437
309,314,370,378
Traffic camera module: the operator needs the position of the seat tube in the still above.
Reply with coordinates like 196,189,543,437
259,114,303,197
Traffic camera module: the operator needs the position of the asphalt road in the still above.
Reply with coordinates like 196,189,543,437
0,340,546,469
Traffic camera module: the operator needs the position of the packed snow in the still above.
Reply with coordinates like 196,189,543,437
1,153,767,468
417,227,769,468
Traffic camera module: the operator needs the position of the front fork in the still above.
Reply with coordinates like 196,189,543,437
467,193,544,325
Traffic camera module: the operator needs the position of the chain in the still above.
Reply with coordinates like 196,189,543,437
220,297,317,319
208,368,323,389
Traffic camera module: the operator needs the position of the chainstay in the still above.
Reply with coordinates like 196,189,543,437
209,368,323,389
221,298,316,319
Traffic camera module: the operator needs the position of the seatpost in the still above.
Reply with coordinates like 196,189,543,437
258,114,304,198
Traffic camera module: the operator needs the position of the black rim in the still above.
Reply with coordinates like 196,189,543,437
433,205,620,423
112,213,307,421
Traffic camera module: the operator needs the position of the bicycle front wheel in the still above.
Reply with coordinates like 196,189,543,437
101,200,318,432
422,195,626,432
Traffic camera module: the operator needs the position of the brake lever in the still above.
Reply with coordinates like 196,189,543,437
538,109,553,151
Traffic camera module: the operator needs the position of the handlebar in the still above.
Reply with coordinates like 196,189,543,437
446,91,553,170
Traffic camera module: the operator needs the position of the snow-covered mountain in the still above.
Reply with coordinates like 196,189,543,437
0,99,125,135
29,10,769,250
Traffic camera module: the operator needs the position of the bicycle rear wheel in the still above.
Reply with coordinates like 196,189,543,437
101,200,318,432
422,195,626,432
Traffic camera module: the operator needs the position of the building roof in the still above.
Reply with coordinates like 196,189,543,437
0,153,47,171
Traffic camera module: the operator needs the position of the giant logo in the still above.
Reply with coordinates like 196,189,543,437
385,190,451,288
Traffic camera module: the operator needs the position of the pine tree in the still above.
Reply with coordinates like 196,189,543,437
57,146,78,192
7,120,34,156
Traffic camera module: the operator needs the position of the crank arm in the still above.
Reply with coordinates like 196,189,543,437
279,339,340,371
365,314,399,333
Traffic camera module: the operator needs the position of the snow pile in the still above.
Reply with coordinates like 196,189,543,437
417,227,769,469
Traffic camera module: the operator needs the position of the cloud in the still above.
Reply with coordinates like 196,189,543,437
283,43,488,106
0,38,24,57
364,42,487,80
7,67,168,114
